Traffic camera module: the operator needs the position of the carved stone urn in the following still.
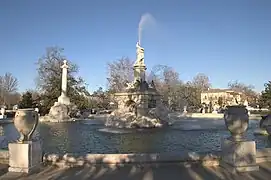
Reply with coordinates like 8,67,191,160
14,109,39,143
224,105,249,141
264,115,271,135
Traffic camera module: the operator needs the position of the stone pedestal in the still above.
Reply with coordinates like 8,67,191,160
8,141,42,173
221,138,259,173
57,95,70,105
134,65,146,82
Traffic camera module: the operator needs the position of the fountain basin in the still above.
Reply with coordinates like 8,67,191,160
0,119,270,155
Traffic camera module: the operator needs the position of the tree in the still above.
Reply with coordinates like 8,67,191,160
148,65,182,110
18,91,34,108
228,80,258,104
36,46,90,113
0,72,19,107
181,82,202,110
107,57,134,92
91,87,111,109
259,81,271,108
191,73,211,91
6,93,21,107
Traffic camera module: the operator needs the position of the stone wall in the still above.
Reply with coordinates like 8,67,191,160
171,112,262,120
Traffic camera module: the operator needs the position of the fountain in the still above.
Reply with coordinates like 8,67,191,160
105,42,171,128
40,60,77,122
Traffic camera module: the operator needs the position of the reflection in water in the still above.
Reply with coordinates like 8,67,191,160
0,126,4,136
0,120,270,155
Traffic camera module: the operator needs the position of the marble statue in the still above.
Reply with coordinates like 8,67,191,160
135,42,145,66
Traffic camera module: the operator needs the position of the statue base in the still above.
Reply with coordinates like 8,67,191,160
220,138,259,173
105,91,171,128
57,95,70,105
8,141,42,173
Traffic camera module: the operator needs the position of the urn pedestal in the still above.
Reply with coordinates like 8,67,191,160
220,105,259,173
8,141,42,173
8,109,42,173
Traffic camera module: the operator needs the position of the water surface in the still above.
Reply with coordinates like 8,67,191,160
1,119,270,155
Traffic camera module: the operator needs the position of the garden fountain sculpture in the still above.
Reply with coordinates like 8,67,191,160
40,60,77,122
105,42,171,128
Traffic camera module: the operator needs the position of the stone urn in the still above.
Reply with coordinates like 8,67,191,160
264,115,271,135
224,105,249,141
14,109,39,143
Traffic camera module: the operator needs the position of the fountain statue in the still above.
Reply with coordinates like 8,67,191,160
40,60,77,122
105,42,171,128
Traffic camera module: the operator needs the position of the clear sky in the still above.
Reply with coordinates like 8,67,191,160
0,0,271,93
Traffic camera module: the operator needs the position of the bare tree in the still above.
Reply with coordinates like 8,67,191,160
191,73,211,91
107,57,134,92
148,65,182,110
228,80,258,105
0,72,18,93
0,72,18,106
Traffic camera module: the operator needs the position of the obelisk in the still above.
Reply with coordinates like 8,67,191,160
57,60,70,105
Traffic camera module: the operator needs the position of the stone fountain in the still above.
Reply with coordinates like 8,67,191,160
40,60,76,122
105,42,171,128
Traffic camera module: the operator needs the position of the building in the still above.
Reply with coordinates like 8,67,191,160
201,89,243,107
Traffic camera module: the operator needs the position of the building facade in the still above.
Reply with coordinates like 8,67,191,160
201,89,243,107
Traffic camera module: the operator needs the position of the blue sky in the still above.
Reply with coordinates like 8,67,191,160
0,0,271,93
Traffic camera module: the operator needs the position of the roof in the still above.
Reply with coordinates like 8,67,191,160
201,88,243,94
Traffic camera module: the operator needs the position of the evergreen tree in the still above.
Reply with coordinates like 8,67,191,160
18,91,34,108
259,81,271,108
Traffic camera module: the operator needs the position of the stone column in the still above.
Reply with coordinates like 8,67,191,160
61,60,68,96
57,60,70,105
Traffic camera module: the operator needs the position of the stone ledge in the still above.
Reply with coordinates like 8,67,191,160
44,152,221,168
0,148,270,167
43,149,271,168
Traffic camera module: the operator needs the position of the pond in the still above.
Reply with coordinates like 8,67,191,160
1,119,270,155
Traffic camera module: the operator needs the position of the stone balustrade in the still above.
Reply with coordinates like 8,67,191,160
0,150,264,168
